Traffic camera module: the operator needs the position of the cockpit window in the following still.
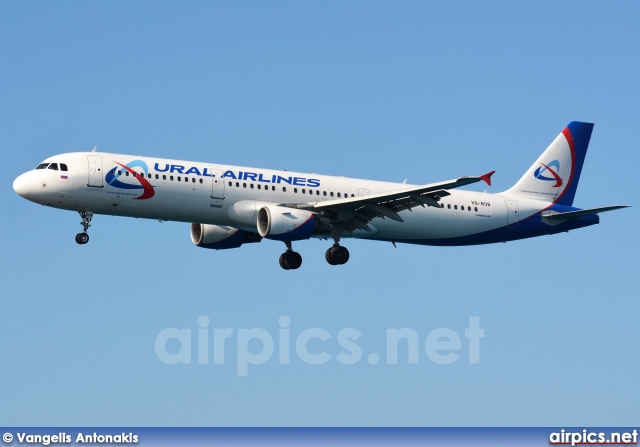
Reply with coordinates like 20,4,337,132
36,163,49,170
60,163,68,171
48,163,59,171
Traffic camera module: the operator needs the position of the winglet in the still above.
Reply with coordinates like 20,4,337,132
479,171,495,186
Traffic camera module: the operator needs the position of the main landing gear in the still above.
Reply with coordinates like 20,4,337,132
279,235,350,270
279,241,302,270
325,231,349,266
75,211,93,245
325,244,349,266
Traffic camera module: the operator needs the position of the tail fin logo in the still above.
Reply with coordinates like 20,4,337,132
533,160,563,188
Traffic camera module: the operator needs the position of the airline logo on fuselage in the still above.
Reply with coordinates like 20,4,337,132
106,160,155,200
154,163,321,187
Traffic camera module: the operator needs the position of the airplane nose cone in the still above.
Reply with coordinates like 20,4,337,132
13,173,32,198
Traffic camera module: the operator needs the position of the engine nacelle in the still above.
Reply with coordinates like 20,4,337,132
191,223,261,250
257,205,330,241
228,200,273,231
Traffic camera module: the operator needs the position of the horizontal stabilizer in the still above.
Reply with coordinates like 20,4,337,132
542,205,629,224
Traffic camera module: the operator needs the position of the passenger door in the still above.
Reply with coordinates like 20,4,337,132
87,156,104,188
505,199,519,229
210,168,225,208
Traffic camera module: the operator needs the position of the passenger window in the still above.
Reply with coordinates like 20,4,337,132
228,181,232,186
257,184,261,189
475,207,478,212
454,205,458,210
155,174,159,179
272,186,275,191
48,163,59,171
330,192,334,197
283,187,287,192
323,191,327,196
236,182,239,187
316,190,320,195
36,163,49,170
60,164,68,171
177,176,181,181
199,179,203,184
126,171,130,176
301,189,305,194
447,204,451,209
250,184,254,189
337,192,341,198
170,175,174,181
294,188,298,193
243,183,247,188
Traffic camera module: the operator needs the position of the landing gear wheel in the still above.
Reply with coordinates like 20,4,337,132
326,245,349,265
76,211,93,244
288,251,302,269
325,248,338,265
279,250,302,270
279,253,291,270
75,232,89,245
279,241,302,270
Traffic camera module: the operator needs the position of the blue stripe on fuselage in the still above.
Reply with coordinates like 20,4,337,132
373,205,600,247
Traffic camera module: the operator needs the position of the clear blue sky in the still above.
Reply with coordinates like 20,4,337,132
1,1,637,426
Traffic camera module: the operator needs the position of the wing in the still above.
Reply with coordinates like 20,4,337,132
283,172,495,232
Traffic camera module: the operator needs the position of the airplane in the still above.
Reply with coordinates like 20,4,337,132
13,121,628,270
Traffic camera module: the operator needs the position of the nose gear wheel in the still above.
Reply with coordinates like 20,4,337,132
75,211,93,245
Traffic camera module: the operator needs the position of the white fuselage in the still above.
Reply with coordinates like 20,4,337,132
13,151,565,246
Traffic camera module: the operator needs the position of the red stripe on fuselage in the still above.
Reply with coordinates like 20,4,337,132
116,162,156,200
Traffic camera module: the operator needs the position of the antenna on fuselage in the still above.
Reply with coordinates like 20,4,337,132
92,146,97,152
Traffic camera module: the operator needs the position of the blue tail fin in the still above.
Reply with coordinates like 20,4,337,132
504,121,593,206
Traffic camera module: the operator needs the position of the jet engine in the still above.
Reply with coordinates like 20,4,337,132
257,205,330,241
190,223,261,250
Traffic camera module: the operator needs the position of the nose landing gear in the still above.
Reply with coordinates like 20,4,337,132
75,211,93,245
